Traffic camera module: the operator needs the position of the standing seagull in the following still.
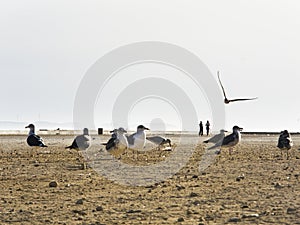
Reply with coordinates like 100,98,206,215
146,136,172,149
218,71,257,104
127,125,149,150
277,130,293,159
203,129,227,144
65,128,91,150
103,127,128,157
25,124,47,147
208,125,243,154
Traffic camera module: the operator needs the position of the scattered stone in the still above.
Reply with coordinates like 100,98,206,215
242,213,259,218
236,174,245,181
177,217,184,222
126,209,142,213
49,181,58,188
192,175,198,179
192,200,201,206
72,209,87,216
189,192,199,197
274,182,284,189
228,217,241,222
96,206,103,211
176,185,185,191
287,208,297,214
76,199,84,205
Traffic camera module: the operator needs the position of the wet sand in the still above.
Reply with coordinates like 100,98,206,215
0,134,300,224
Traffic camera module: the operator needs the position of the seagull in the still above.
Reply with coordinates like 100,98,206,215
25,124,47,147
126,125,149,150
146,136,172,149
103,127,128,157
218,71,257,104
208,125,243,154
277,130,293,159
203,129,227,144
65,128,91,150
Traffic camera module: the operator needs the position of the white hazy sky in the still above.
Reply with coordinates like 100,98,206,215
1,0,300,131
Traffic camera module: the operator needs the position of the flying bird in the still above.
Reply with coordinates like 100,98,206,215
217,71,257,104
203,129,227,144
65,128,91,150
126,125,149,150
25,124,47,147
277,130,293,159
208,125,243,154
146,136,172,150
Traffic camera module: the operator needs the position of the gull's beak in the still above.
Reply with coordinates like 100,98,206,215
25,125,29,128
145,127,150,130
239,127,243,131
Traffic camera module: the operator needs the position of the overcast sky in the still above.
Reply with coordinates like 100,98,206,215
1,0,300,131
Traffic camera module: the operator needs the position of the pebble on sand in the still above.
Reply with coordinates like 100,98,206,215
76,199,84,205
228,217,241,222
49,181,58,188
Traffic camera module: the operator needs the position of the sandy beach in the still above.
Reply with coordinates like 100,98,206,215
0,133,300,224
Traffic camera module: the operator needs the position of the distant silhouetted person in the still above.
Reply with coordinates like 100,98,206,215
205,120,210,136
198,121,203,136
277,130,293,159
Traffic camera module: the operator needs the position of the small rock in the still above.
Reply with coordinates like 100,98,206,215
176,185,185,191
177,217,184,222
192,200,201,206
274,182,284,189
72,210,87,216
96,206,103,211
189,192,199,197
192,175,198,179
242,213,259,218
126,209,142,213
49,181,58,188
287,208,297,214
76,199,84,205
228,217,241,222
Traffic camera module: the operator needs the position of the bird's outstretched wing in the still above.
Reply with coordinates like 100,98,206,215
217,71,227,99
228,97,258,102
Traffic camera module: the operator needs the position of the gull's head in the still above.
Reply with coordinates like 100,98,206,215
232,126,243,132
137,125,150,131
25,124,35,130
110,129,118,134
117,127,127,134
83,128,89,135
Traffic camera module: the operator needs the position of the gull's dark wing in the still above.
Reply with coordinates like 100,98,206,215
217,71,228,99
105,137,116,150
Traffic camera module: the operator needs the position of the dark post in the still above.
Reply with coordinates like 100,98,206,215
98,128,103,135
